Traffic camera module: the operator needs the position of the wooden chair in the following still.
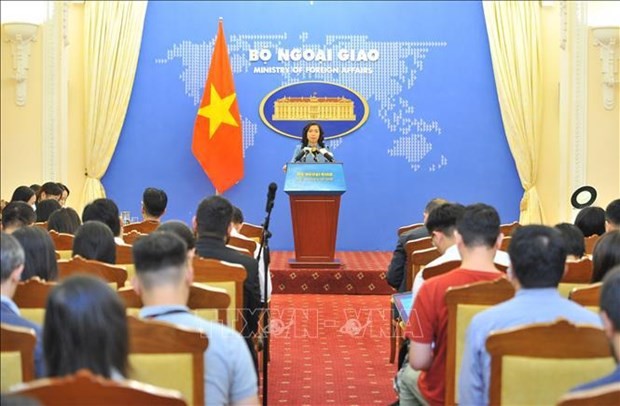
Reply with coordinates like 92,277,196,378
192,257,247,332
499,235,511,252
557,382,620,406
225,244,252,257
58,256,128,289
558,258,594,298
228,236,258,258
115,243,136,283
128,316,208,405
421,260,461,280
569,282,602,312
444,277,515,406
123,230,146,245
486,319,615,406
48,230,74,259
239,222,263,243
9,368,186,405
13,279,57,325
1,323,37,391
409,246,440,290
33,222,48,230
499,221,520,236
123,220,160,234
584,234,600,255
118,284,230,325
397,222,424,236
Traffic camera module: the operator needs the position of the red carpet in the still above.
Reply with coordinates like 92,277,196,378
270,251,396,295
265,294,397,405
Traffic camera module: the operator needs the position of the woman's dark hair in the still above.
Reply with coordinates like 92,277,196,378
12,226,58,281
554,223,585,258
35,199,62,223
157,220,196,250
10,186,35,204
29,184,41,194
592,230,620,283
574,206,606,237
57,182,70,196
36,182,63,203
301,122,325,148
47,208,82,235
43,275,128,379
72,221,116,264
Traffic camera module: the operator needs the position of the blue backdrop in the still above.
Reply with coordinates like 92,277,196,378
103,1,522,251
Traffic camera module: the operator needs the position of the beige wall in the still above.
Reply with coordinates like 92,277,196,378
0,24,44,198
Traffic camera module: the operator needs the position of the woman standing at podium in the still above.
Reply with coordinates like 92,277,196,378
290,122,335,163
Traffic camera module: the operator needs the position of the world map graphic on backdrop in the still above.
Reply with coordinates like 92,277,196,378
155,33,448,172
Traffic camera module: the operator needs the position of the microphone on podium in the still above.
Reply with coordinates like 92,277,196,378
293,147,312,163
318,148,335,162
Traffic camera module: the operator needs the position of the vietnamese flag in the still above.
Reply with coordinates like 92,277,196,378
192,19,243,194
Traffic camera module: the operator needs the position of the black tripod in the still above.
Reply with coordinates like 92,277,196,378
256,182,276,406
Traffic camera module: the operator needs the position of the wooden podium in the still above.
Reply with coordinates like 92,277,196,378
284,163,346,269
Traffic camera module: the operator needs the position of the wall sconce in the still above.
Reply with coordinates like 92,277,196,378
592,26,619,111
3,22,38,106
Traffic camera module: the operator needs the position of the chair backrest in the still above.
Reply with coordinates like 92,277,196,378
562,258,593,283
48,230,74,259
123,230,147,245
397,222,424,236
406,244,440,291
13,279,57,325
115,244,136,282
123,220,160,234
499,235,511,252
444,277,515,405
421,260,461,281
569,282,602,312
239,222,263,243
584,234,600,256
1,323,37,391
557,382,620,406
9,368,187,405
127,316,208,405
225,244,252,257
58,256,128,289
33,222,48,230
117,284,230,325
486,319,615,406
499,221,520,236
192,257,247,332
228,236,258,257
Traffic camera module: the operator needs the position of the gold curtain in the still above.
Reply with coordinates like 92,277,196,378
81,1,148,205
483,1,545,224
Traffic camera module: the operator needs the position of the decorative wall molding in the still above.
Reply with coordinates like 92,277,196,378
559,1,568,50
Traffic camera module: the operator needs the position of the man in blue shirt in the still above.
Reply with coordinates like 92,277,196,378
458,225,602,405
0,232,45,377
132,232,259,405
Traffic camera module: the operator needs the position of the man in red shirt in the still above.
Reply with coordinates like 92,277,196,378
396,203,506,406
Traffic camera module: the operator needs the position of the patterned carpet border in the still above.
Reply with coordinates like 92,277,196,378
270,251,396,295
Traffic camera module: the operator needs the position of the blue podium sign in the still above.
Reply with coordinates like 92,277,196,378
284,163,346,195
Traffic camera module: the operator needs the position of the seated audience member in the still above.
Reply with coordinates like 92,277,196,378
1,202,36,234
0,233,45,377
132,232,259,405
592,230,620,283
10,186,36,207
386,198,447,293
142,187,168,222
35,182,63,203
569,267,620,392
72,221,117,264
606,199,620,232
157,220,196,258
82,198,125,245
458,225,602,405
231,206,272,303
397,204,506,406
410,203,511,299
12,227,58,281
193,196,261,369
35,199,62,223
56,183,70,207
554,222,586,260
575,206,606,237
43,275,127,379
29,184,41,195
47,207,82,235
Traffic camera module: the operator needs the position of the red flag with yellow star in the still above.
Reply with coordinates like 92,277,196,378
192,19,243,194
